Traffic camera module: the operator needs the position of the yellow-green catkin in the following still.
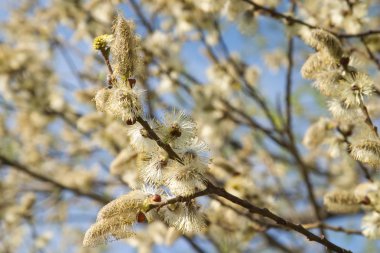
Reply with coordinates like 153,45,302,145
93,34,113,51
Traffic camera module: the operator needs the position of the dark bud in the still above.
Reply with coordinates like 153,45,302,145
351,84,359,91
128,78,136,88
136,211,147,223
170,124,181,138
340,57,350,67
338,124,353,137
126,118,137,125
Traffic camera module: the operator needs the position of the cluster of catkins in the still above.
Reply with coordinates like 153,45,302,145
301,29,379,165
301,29,380,239
83,15,208,247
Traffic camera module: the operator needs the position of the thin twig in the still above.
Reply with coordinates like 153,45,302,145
285,36,294,143
303,222,362,235
182,235,206,253
206,182,351,253
336,126,374,182
360,37,380,70
129,0,154,33
203,24,280,131
263,233,299,253
0,155,110,204
53,41,87,88
241,0,380,39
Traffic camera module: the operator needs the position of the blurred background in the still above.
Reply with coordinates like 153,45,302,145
1,0,380,252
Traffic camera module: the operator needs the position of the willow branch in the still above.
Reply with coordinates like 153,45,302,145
182,235,206,253
220,99,284,146
129,0,154,33
360,38,380,70
135,116,183,164
0,155,110,204
263,233,298,253
241,0,380,39
206,182,351,253
337,126,374,181
285,36,295,143
199,28,279,131
303,222,362,236
147,182,351,253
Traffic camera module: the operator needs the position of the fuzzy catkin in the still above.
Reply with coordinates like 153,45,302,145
350,140,380,167
83,216,135,247
96,190,147,221
324,190,360,213
111,14,142,82
303,29,343,60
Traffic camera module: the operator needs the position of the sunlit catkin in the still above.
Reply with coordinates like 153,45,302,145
111,14,142,82
83,216,135,247
303,29,343,60
323,190,360,214
350,140,380,167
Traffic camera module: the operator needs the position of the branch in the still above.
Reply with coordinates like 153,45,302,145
220,98,284,146
0,155,110,205
199,28,280,131
182,235,206,253
241,0,380,39
52,40,87,88
337,126,374,181
360,38,380,70
206,182,351,253
263,233,299,253
135,116,184,164
339,30,380,39
241,0,317,29
129,0,154,33
285,36,294,143
303,222,362,236
147,182,351,253
146,187,209,212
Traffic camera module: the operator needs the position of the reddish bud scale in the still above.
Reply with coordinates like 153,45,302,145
360,196,371,205
151,194,161,202
136,211,147,223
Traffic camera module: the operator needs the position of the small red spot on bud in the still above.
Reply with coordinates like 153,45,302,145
136,211,147,223
151,194,161,202
360,196,371,205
